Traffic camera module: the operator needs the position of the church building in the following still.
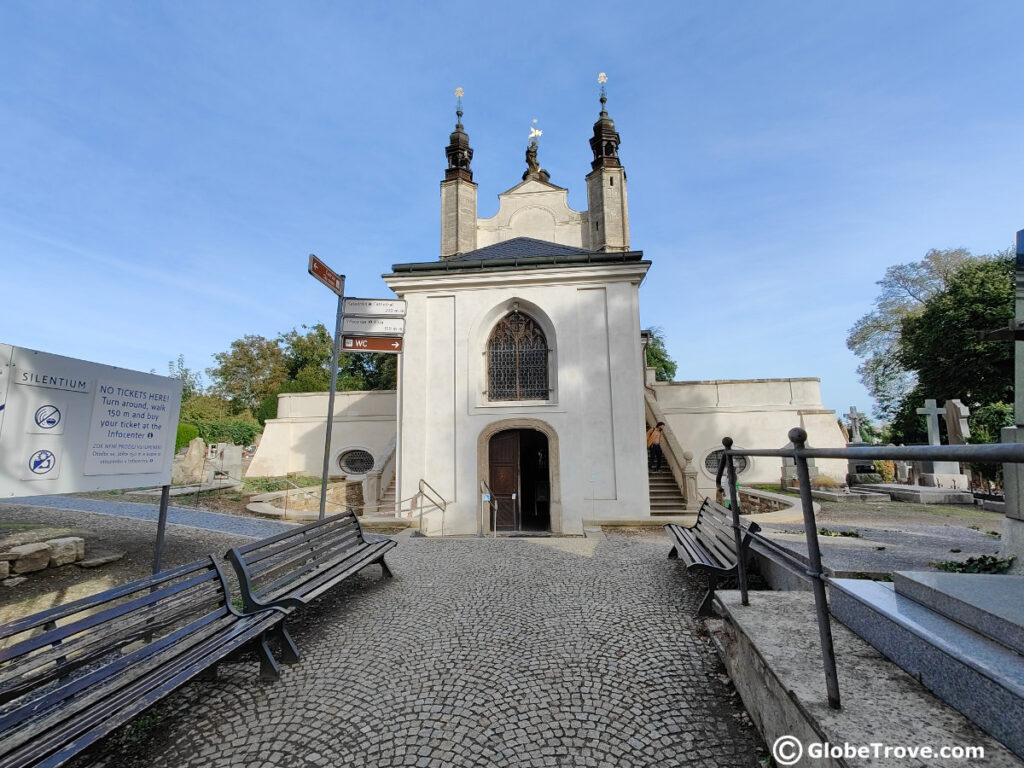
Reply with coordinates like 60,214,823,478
249,86,847,534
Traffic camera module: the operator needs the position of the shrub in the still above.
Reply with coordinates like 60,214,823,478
930,554,1016,574
176,423,199,451
195,418,262,446
873,460,896,483
811,475,840,488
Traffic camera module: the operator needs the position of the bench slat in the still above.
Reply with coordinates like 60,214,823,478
268,541,395,605
258,537,388,603
249,525,362,581
233,510,357,556
243,516,359,570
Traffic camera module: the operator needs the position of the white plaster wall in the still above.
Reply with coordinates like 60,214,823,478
386,263,650,535
247,390,396,478
475,180,586,249
651,378,847,495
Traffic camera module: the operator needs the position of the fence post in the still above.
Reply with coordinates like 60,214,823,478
790,427,842,709
722,437,749,606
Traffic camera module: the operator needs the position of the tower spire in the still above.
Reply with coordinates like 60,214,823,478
590,72,621,170
445,87,473,181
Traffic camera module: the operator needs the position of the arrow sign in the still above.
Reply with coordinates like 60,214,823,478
342,316,405,335
343,336,403,353
308,254,344,296
344,298,406,317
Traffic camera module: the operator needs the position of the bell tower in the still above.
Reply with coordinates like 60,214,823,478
440,87,478,259
585,74,630,252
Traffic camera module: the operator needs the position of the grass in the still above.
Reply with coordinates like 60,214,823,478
242,475,322,494
748,484,800,498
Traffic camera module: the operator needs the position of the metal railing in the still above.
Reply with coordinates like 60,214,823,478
416,478,447,537
716,427,1024,711
479,480,499,538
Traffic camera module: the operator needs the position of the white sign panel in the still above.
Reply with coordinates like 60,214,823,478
343,298,406,317
0,345,182,498
341,316,406,335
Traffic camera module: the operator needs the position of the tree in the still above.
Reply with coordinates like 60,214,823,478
207,335,287,413
645,327,677,382
885,254,1014,444
898,256,1013,408
846,249,971,419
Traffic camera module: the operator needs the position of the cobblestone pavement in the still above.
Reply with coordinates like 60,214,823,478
82,528,764,768
2,495,294,537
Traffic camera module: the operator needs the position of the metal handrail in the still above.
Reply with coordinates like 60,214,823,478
417,478,447,536
716,428,1024,712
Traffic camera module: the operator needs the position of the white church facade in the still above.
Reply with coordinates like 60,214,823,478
249,92,847,534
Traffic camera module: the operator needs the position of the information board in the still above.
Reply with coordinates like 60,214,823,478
0,345,182,497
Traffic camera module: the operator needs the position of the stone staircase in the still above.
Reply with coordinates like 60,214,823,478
376,479,396,517
648,465,688,515
830,572,1024,757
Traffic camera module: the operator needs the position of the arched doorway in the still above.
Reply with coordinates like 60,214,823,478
489,429,550,532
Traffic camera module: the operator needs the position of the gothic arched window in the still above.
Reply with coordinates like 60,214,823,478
487,310,549,401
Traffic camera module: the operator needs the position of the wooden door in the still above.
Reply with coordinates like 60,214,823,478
489,430,519,531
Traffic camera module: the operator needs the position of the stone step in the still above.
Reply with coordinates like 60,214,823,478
829,578,1024,758
894,572,1024,656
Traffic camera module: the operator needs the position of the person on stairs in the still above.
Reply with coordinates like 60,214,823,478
646,422,666,471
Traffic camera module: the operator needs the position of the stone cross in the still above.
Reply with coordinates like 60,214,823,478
845,406,866,444
943,399,971,444
916,399,944,446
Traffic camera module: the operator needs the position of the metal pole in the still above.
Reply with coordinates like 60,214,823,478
722,438,749,606
790,427,842,709
152,484,170,574
319,286,345,521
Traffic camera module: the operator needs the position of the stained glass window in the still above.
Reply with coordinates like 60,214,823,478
487,311,549,401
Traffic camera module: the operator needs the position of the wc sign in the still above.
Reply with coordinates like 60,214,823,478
0,344,182,498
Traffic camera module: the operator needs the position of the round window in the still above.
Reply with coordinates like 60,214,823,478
338,449,374,475
704,449,748,477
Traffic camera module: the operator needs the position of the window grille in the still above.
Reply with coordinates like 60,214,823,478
704,449,748,476
487,310,549,401
338,449,375,474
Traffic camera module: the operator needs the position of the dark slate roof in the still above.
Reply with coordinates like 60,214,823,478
447,237,593,261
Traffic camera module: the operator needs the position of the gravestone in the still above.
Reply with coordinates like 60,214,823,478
916,398,971,488
844,406,881,484
780,440,819,488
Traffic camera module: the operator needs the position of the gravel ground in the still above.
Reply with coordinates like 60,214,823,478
0,502,257,625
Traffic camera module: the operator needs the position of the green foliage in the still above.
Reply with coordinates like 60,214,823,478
194,418,261,446
847,249,972,420
207,334,288,414
818,528,861,538
180,393,231,423
898,255,1013,408
644,327,677,382
931,554,1016,574
175,423,199,451
167,354,204,401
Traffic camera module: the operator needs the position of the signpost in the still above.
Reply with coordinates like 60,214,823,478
307,255,406,521
342,336,403,353
308,255,345,521
342,316,406,336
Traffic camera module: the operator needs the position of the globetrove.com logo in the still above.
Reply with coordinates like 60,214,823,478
772,735,985,764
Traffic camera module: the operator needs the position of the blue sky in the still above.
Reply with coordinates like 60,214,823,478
2,1,1022,420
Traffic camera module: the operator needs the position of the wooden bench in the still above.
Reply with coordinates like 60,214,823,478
0,557,284,768
226,509,396,665
665,498,761,617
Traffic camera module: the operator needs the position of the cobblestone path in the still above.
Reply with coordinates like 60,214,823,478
3,495,294,538
87,530,764,768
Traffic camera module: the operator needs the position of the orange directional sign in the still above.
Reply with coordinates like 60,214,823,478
307,254,344,296
342,336,403,353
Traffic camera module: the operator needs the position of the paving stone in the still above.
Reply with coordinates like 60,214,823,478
77,529,763,767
